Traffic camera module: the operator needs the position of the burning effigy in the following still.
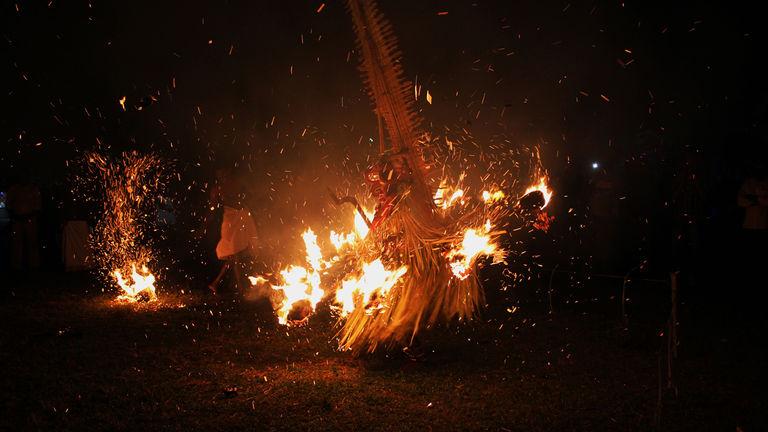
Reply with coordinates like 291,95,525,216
248,0,554,353
86,151,164,302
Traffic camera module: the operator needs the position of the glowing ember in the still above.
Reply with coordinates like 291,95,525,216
533,211,555,232
447,222,497,280
524,176,553,209
85,152,164,302
113,263,157,302
334,259,408,317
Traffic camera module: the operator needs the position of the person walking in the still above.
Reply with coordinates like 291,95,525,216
206,168,258,295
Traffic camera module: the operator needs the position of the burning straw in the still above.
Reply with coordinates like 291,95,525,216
86,151,164,302
250,184,510,352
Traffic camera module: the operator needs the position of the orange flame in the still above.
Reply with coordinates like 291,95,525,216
329,230,357,251
113,263,157,302
524,176,553,209
335,259,408,317
330,207,373,251
482,190,506,203
447,221,497,280
255,229,327,325
434,180,465,209
354,208,373,239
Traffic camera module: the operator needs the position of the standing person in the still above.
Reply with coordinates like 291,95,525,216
6,176,42,271
61,200,91,272
737,166,768,232
206,168,258,295
737,164,768,270
734,162,768,320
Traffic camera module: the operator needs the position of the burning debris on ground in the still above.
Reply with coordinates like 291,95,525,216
2,0,767,431
84,151,167,303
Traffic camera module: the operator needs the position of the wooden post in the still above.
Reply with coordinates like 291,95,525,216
655,353,663,426
667,271,679,397
654,271,679,426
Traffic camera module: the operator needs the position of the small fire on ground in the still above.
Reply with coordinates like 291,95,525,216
113,263,158,302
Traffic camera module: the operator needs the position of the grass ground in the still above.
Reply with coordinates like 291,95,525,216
1,271,766,431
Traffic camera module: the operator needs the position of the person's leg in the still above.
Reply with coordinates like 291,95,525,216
231,259,244,294
208,261,230,294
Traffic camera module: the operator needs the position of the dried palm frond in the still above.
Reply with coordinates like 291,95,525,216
345,0,430,192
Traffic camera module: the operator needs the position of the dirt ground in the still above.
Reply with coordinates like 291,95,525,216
1,271,766,431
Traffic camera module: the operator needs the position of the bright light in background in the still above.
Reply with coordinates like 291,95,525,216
591,161,600,170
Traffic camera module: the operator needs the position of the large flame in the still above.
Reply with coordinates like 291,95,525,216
524,176,553,209
354,208,373,239
335,259,408,317
113,263,157,302
330,207,373,251
447,221,497,280
256,228,327,325
251,185,513,327
302,229,324,272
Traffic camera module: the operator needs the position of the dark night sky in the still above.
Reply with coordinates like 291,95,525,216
2,0,767,256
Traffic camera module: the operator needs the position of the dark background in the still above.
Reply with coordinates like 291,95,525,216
1,0,766,289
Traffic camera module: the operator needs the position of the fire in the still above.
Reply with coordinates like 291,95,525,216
271,265,324,325
533,211,555,232
447,221,497,280
335,259,408,317
330,207,373,251
482,190,506,203
113,263,157,302
434,180,465,209
302,229,324,271
524,176,553,209
85,152,164,303
257,228,327,325
329,231,356,250
354,208,373,239
248,275,268,286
